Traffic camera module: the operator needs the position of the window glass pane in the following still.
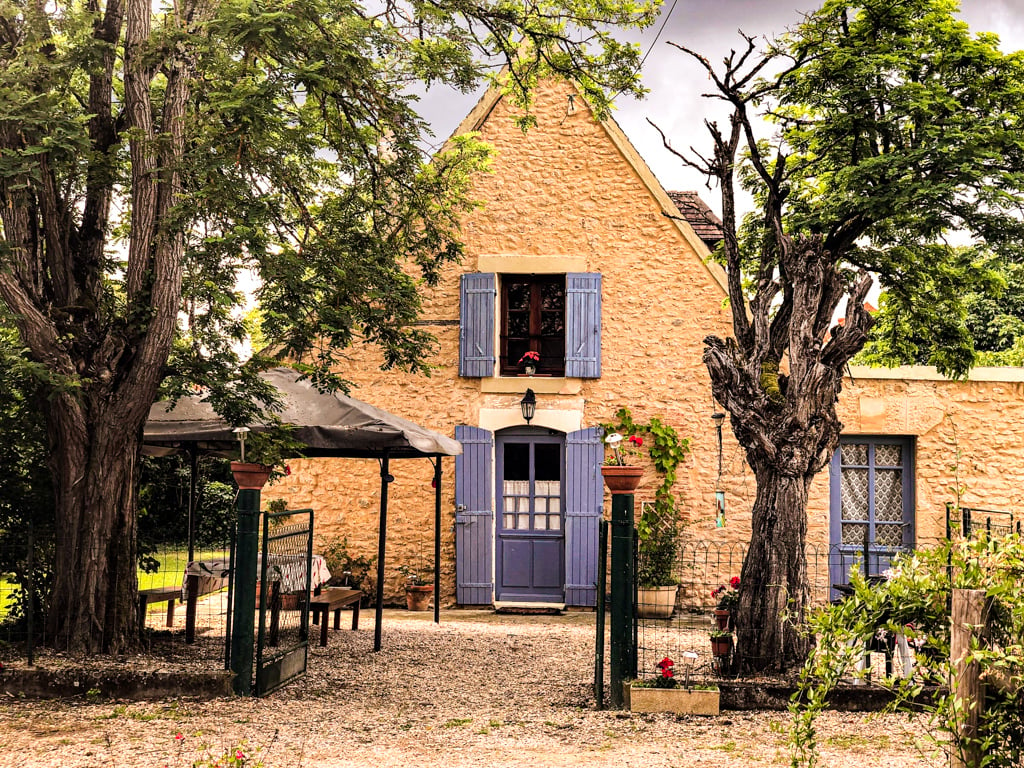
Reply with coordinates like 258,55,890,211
503,514,514,529
506,282,530,311
540,282,564,311
540,338,565,365
842,522,868,545
875,444,902,467
508,312,529,337
535,444,561,481
504,444,529,481
840,468,869,521
875,523,903,548
841,444,869,465
517,497,530,513
875,469,903,522
541,311,564,336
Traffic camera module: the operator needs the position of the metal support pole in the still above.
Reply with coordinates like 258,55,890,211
373,453,391,652
594,519,609,710
230,486,261,696
433,456,442,625
609,491,635,709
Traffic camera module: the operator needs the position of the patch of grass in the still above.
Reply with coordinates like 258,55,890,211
826,733,889,749
488,719,502,729
442,718,473,728
711,740,737,752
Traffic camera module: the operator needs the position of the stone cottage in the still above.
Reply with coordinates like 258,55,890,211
267,78,1024,607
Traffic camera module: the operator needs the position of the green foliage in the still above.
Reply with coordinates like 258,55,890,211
768,0,1024,377
138,456,237,547
789,535,1024,768
318,536,376,590
397,563,434,587
602,408,690,587
859,256,1024,373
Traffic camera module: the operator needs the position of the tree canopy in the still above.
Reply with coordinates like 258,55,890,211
659,0,1024,671
0,0,658,652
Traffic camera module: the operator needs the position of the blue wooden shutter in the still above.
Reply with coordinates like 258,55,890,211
459,273,496,377
565,273,601,378
455,425,494,604
564,427,603,606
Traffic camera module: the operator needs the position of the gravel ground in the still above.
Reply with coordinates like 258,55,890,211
0,610,943,767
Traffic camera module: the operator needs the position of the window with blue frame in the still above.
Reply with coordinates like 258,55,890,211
829,437,915,589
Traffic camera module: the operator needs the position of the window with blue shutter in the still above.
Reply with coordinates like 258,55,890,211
565,273,601,378
455,425,494,604
459,273,496,377
564,427,603,606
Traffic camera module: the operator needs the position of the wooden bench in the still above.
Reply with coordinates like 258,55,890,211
308,587,361,647
138,586,180,631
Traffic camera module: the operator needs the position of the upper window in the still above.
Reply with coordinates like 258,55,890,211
500,275,565,376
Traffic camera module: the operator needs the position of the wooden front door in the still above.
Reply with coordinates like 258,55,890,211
496,429,565,603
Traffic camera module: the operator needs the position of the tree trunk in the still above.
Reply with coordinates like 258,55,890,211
734,463,813,674
44,389,143,654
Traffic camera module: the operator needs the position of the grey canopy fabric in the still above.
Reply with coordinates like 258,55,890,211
143,367,461,459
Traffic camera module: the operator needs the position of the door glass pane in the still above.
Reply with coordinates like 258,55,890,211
875,444,902,467
548,515,561,531
875,469,903,522
535,443,561,481
842,522,869,545
876,523,903,548
840,468,869,521
504,444,529,481
517,514,530,529
534,516,547,530
841,444,869,465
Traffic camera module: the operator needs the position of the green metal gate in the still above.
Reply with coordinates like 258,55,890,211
255,508,314,697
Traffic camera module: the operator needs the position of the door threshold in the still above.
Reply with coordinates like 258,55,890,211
494,601,566,611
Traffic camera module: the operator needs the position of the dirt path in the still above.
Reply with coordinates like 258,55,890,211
0,611,941,767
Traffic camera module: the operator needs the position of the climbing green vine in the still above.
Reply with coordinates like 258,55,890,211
601,407,689,508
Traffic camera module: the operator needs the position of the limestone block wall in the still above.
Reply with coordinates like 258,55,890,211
263,78,1024,605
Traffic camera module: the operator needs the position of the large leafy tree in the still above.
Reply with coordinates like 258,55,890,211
658,0,1024,672
0,0,657,653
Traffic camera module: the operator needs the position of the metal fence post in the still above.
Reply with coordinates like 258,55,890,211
609,491,635,709
594,519,608,710
230,482,263,696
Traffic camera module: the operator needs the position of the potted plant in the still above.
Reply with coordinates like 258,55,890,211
600,432,644,493
635,500,680,618
710,628,734,658
518,350,540,376
627,655,720,715
397,564,434,611
711,576,740,630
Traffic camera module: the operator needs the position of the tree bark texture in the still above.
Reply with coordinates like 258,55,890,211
734,466,812,673
0,0,199,652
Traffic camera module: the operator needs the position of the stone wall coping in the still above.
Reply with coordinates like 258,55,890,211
847,365,1024,383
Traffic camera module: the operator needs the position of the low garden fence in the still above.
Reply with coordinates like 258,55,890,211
633,540,912,681
0,528,234,668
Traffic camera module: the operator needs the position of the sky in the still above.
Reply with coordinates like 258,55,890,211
417,0,1024,215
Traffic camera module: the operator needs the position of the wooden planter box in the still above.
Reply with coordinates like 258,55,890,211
627,684,721,716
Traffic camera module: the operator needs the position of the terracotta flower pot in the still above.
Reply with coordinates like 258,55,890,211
231,461,273,490
405,584,433,611
714,609,731,631
710,634,734,658
601,465,643,494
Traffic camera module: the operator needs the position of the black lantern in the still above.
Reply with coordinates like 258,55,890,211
711,411,726,477
520,388,537,425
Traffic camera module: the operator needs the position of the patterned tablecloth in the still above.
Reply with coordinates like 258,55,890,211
182,555,331,599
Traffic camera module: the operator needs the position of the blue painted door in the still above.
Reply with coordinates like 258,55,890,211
496,428,565,603
829,437,915,598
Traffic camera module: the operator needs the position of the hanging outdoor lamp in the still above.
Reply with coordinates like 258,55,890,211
520,388,537,425
711,411,726,527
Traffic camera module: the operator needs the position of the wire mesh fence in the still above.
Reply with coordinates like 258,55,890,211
0,526,235,667
633,540,912,682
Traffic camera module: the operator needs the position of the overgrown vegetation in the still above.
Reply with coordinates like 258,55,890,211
790,534,1024,768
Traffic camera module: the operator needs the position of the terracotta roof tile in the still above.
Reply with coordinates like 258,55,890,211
666,191,724,249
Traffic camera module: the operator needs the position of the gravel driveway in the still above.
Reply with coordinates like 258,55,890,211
0,610,941,767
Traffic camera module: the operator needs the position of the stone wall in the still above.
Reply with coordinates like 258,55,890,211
263,80,1024,604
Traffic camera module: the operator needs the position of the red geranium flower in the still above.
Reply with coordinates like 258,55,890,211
628,435,643,447
730,576,740,588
